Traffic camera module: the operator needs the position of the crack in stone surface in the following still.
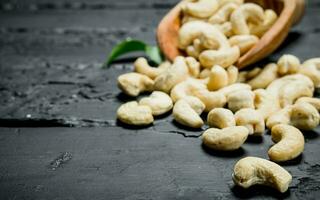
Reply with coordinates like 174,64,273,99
49,152,72,170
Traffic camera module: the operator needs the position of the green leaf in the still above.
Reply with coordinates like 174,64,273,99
104,38,163,67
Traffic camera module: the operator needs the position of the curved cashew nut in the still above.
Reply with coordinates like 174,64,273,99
213,22,234,37
182,14,206,24
170,78,207,102
229,35,259,55
227,65,239,85
250,9,278,37
247,63,278,90
182,0,219,18
266,102,320,130
118,72,154,97
232,157,292,193
207,108,235,128
277,54,301,76
199,68,211,79
230,3,265,35
295,97,320,112
235,108,265,136
254,89,280,120
185,56,201,77
227,90,255,112
207,65,229,91
154,56,189,93
117,101,153,125
139,91,173,116
134,57,168,79
202,126,249,151
268,124,305,162
178,21,230,50
299,58,320,88
193,89,227,112
199,46,240,68
218,83,252,97
246,67,262,80
208,3,238,24
173,96,205,128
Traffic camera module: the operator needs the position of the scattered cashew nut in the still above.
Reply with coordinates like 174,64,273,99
199,46,240,68
118,72,154,97
229,35,259,55
207,108,235,128
139,91,173,116
232,157,292,193
235,108,265,136
268,124,305,162
227,90,255,112
117,101,153,125
277,54,301,76
247,63,278,90
202,126,249,151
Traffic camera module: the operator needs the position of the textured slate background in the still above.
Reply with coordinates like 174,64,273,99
0,0,320,199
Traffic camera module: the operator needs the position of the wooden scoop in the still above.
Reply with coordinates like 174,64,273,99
157,0,305,69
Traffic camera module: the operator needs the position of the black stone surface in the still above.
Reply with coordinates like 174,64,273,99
0,0,320,199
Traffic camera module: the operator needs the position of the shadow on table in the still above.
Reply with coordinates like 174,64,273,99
245,135,264,144
116,119,154,130
201,144,246,158
231,185,291,199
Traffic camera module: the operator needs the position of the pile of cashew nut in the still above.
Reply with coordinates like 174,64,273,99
180,0,278,66
115,0,320,194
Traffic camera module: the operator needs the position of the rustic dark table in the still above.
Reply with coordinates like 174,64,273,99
0,0,320,199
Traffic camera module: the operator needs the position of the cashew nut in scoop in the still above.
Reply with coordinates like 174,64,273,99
266,74,314,102
299,58,320,88
227,90,255,112
182,0,219,18
178,21,230,50
232,157,292,193
247,63,278,90
213,22,234,37
117,101,154,126
202,126,249,151
208,3,238,24
199,46,240,68
268,124,305,162
254,89,280,120
235,108,265,136
266,102,320,130
207,108,235,128
218,0,243,7
154,56,189,93
118,72,154,97
139,91,173,116
229,35,259,55
230,3,265,35
277,54,301,76
173,96,205,128
134,57,169,79
250,9,278,37
295,97,320,112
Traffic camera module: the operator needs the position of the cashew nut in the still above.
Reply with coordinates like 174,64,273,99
117,101,153,125
199,68,211,79
227,65,239,85
218,83,252,97
134,57,168,79
246,67,262,80
268,124,305,162
229,35,259,55
230,3,265,35
182,0,219,18
232,157,292,193
178,21,230,50
295,97,320,112
202,126,249,151
173,96,205,128
250,9,278,37
199,46,240,68
235,108,265,136
277,54,301,76
218,0,243,7
213,22,234,37
207,108,235,128
227,90,255,112
207,65,229,91
299,58,320,88
266,102,320,130
139,91,173,116
170,78,207,102
185,56,201,77
254,89,280,120
154,56,189,93
118,72,154,97
208,3,238,24
193,89,227,112
247,63,278,89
